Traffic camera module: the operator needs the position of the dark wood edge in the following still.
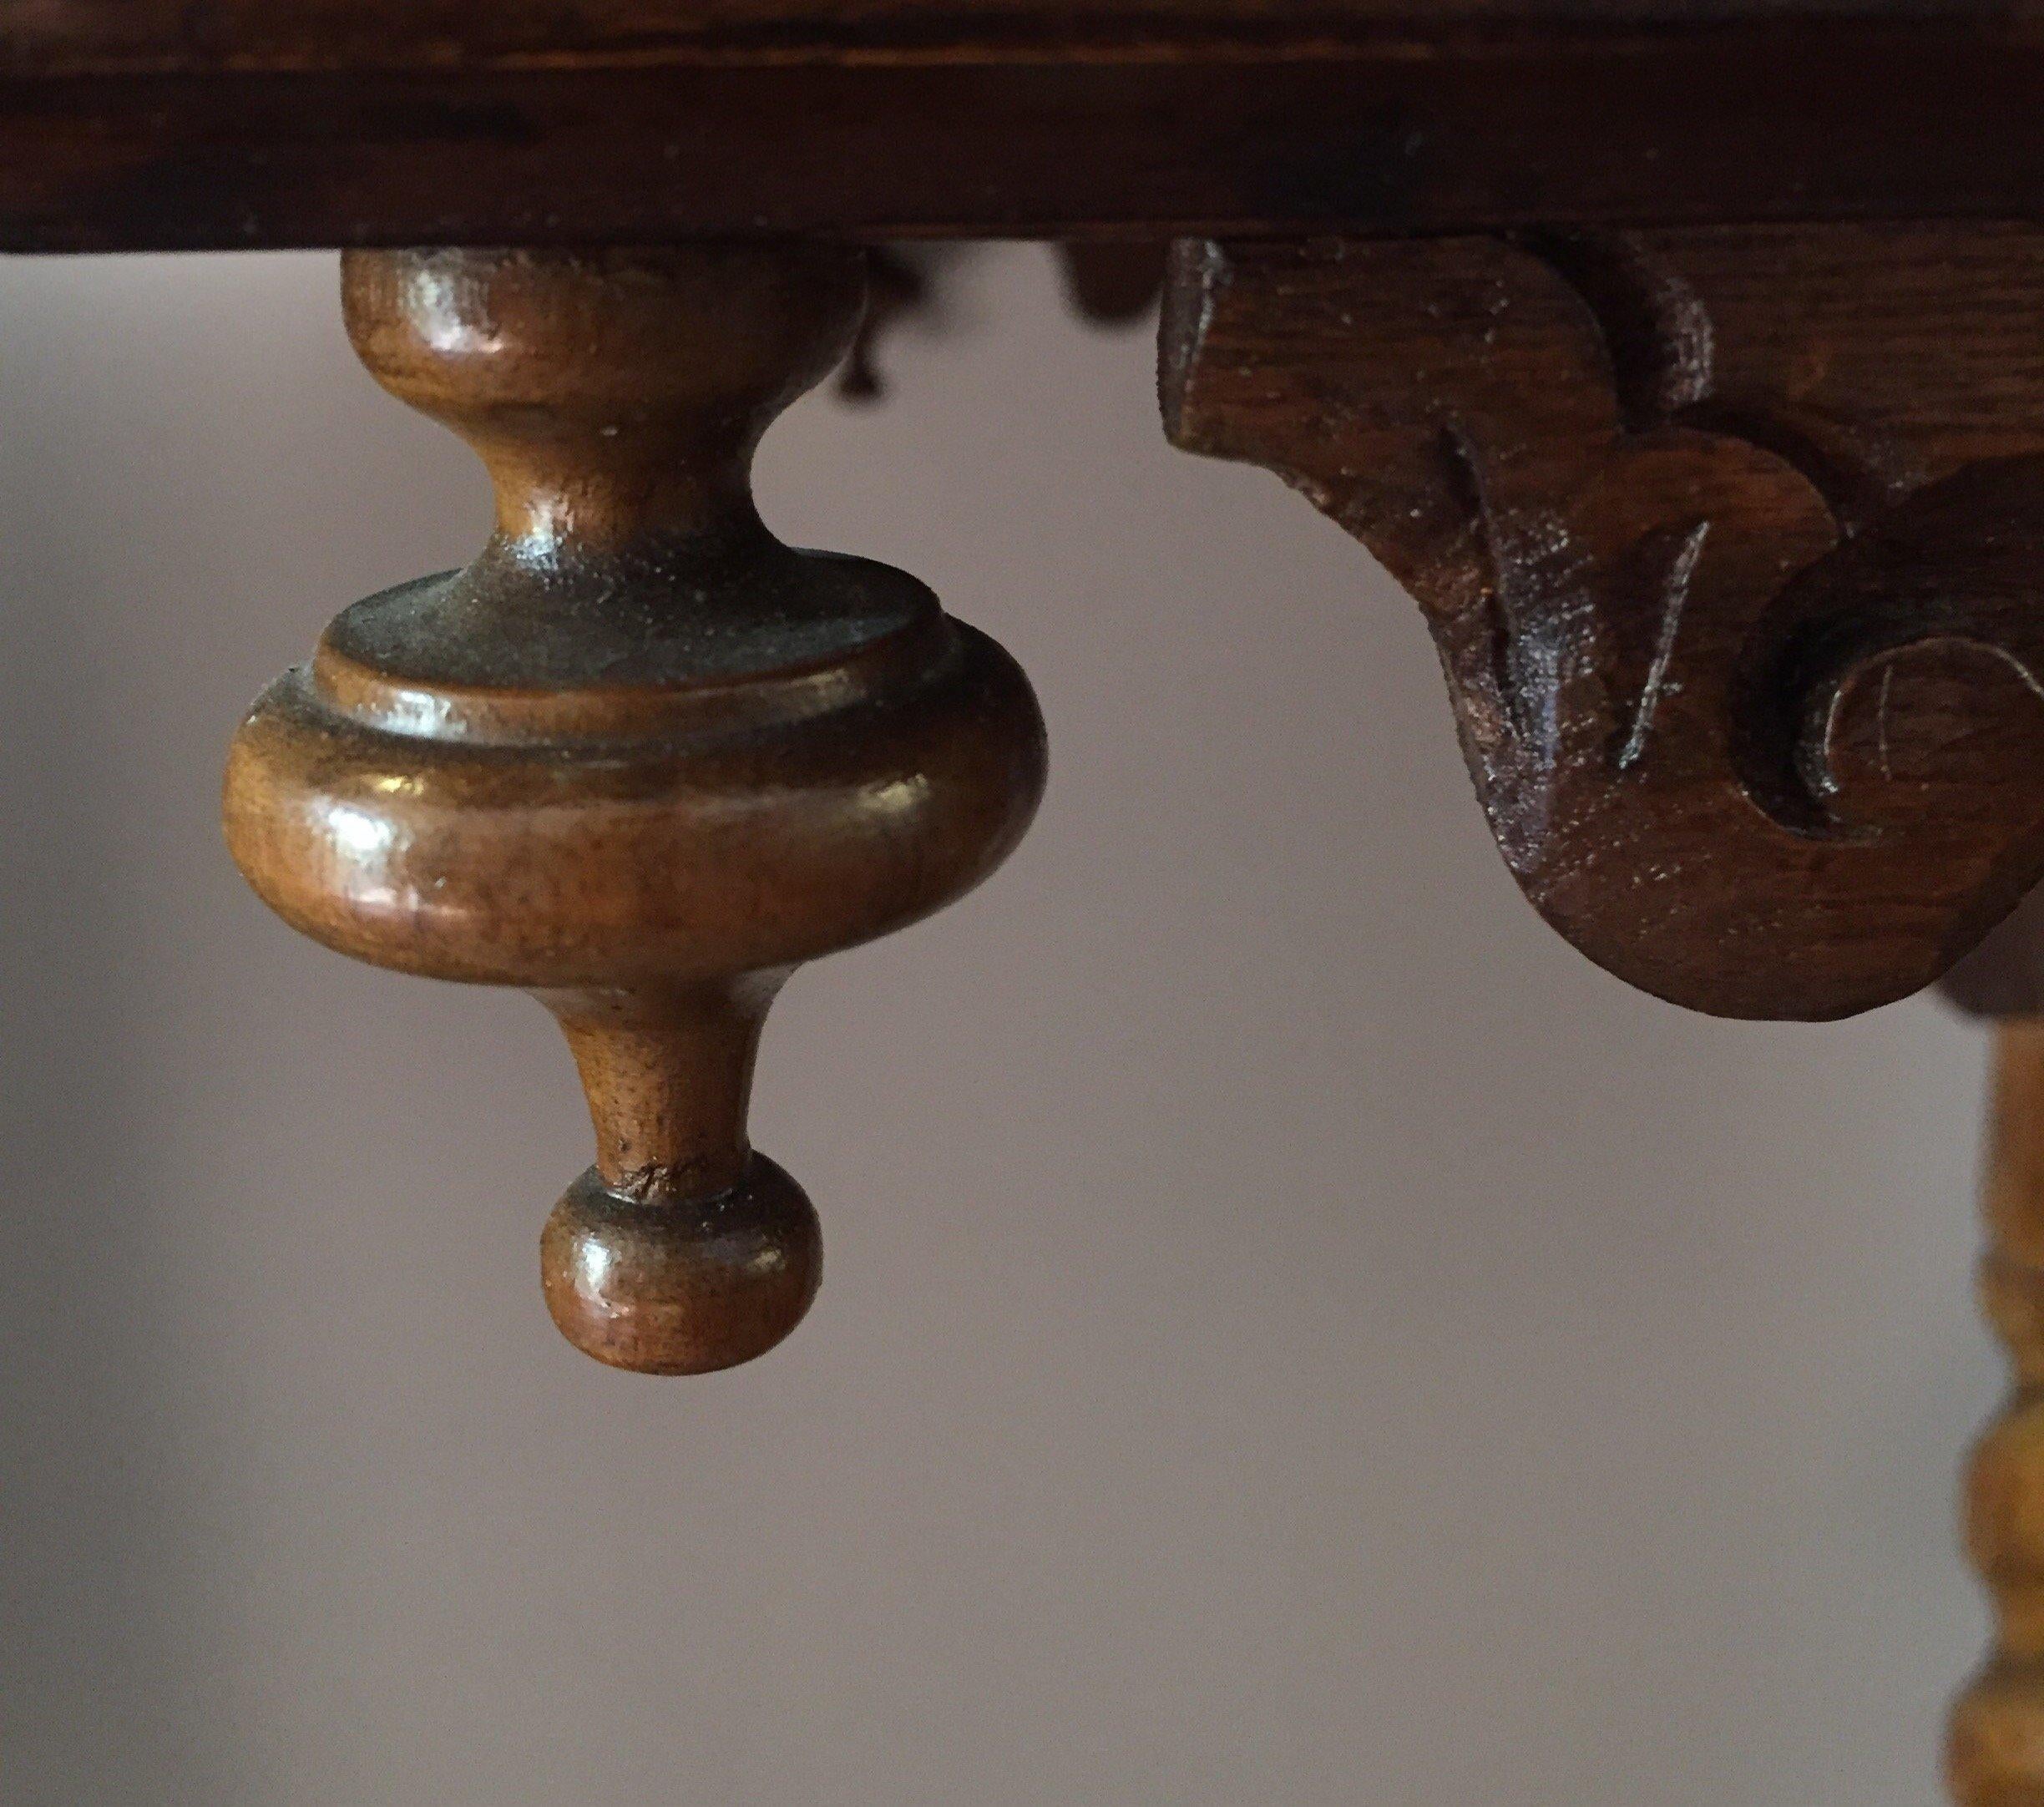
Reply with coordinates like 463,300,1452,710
7,24,2044,248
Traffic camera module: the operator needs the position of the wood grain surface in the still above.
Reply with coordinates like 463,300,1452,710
1165,225,2044,1020
6,0,2032,70
5,7,2044,244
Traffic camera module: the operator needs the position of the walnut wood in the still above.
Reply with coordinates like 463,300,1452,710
1163,226,2044,1021
16,0,2030,68
223,242,1047,1374
8,13,2044,245
1953,1022,2044,1806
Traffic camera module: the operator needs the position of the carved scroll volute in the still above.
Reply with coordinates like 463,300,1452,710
225,245,1047,1374
1163,231,2044,1020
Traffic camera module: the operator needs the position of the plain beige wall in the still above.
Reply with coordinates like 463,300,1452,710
0,245,2001,1804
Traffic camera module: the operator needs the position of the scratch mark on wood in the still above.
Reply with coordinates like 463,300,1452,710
1991,644,2044,711
1878,661,1895,781
1616,519,1709,771
1439,419,1527,738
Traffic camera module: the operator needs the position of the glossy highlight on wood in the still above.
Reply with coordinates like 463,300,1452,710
223,241,1047,1374
3,0,2038,1786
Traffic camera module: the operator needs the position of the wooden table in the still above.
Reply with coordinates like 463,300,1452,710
13,3,2044,1796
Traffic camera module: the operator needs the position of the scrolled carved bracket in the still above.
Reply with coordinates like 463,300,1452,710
1163,227,2044,1020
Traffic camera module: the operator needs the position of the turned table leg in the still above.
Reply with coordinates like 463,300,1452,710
1952,1021,2044,1804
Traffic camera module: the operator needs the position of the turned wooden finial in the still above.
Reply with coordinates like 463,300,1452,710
224,244,1046,1374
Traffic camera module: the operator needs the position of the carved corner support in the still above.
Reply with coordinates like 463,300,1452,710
224,245,1046,1374
1163,228,2044,1020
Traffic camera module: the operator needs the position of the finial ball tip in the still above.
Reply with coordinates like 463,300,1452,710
540,1156,822,1375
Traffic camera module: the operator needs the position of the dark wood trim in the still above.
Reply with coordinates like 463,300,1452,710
1166,227,2044,1020
9,25,2044,249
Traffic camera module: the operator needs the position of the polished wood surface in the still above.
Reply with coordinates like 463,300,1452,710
0,4,2024,1800
222,243,1046,1371
3,0,2035,1796
6,3,2044,245
1163,226,2044,1020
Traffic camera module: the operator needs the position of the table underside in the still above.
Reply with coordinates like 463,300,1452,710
3,0,2044,247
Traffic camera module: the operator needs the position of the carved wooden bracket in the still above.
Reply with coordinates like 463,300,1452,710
1163,227,2044,1020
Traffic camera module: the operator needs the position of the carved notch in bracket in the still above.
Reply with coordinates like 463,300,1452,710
1164,226,2044,1020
